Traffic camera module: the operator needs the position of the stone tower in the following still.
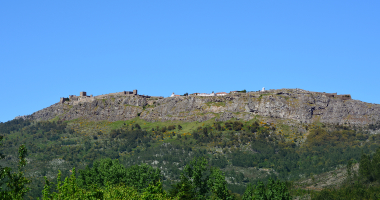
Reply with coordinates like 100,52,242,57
60,97,66,104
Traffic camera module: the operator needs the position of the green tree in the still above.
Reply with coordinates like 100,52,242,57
43,165,165,199
0,136,31,200
202,127,208,137
78,158,161,192
78,158,126,188
169,174,195,200
124,163,161,192
346,159,354,182
359,153,372,181
134,123,141,130
161,126,167,133
372,148,380,182
208,168,232,199
214,123,222,131
84,140,92,151
242,178,291,200
170,157,233,200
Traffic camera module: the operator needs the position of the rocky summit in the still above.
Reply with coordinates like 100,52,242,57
26,88,380,126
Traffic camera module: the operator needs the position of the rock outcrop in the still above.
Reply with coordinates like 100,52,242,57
27,89,380,126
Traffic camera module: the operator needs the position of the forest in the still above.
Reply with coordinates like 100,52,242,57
1,117,380,199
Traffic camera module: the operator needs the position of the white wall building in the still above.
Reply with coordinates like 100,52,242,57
190,92,228,96
216,92,228,96
197,92,216,96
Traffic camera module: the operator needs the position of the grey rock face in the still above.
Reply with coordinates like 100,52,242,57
27,89,380,126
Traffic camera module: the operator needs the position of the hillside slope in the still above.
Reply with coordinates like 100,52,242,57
3,87,380,198
27,89,380,126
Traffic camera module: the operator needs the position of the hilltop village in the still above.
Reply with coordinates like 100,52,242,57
21,86,372,126
60,88,352,105
60,89,164,105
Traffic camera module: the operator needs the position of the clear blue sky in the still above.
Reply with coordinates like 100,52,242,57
1,1,379,122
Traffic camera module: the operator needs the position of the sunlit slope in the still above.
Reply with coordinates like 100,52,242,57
25,89,380,126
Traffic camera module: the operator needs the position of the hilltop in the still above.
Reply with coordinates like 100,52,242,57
3,88,380,198
25,88,380,126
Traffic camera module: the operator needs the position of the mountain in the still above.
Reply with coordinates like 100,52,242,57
3,88,380,199
27,88,380,126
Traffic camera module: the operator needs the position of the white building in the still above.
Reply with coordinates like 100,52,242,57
261,87,265,92
170,92,181,97
216,92,228,96
190,92,228,96
197,92,216,97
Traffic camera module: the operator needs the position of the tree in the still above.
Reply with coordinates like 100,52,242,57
41,168,156,200
134,123,141,130
233,121,243,131
170,157,233,200
78,158,127,188
78,158,162,193
214,123,222,131
359,153,372,182
168,125,176,131
169,174,195,200
124,163,161,192
208,168,232,199
346,159,354,182
0,136,31,199
242,178,291,200
84,140,92,151
160,126,167,133
203,127,208,137
372,148,380,182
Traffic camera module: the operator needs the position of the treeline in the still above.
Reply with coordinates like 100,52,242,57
229,127,375,180
310,148,380,199
3,126,380,199
1,118,380,199
0,118,31,134
1,138,292,199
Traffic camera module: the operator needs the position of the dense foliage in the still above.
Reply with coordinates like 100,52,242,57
310,148,380,200
78,158,161,192
242,178,291,200
168,157,233,200
0,136,31,199
1,117,380,199
41,167,168,200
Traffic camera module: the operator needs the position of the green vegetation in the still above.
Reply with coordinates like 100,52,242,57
242,178,291,200
236,90,246,93
168,157,233,199
308,148,380,199
77,158,161,192
0,146,289,200
205,102,226,107
1,117,380,199
258,93,271,100
1,136,31,199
